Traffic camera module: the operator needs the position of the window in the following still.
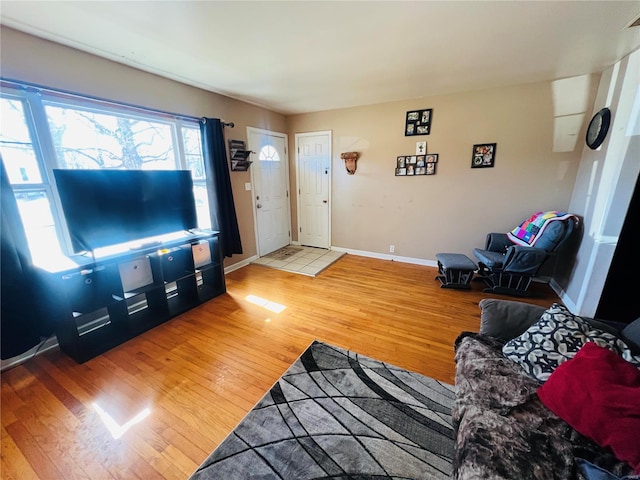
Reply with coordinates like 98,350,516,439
0,80,210,263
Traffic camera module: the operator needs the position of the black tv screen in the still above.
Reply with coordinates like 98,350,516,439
53,169,198,253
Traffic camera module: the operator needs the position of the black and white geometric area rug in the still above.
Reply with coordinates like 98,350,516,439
190,340,456,479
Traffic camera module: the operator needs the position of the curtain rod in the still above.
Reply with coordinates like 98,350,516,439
1,78,233,125
200,117,234,128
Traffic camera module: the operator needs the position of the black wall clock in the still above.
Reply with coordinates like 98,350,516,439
586,107,611,150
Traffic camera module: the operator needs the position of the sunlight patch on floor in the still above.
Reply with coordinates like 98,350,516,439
92,403,151,440
245,294,287,313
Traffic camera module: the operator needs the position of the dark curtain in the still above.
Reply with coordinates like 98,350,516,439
1,159,50,359
200,118,243,257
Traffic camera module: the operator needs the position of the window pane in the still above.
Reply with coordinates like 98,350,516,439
182,126,210,229
182,126,205,180
14,190,64,262
0,98,43,183
45,104,177,170
194,184,211,229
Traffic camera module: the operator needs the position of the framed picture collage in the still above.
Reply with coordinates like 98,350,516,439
404,108,432,136
395,153,438,176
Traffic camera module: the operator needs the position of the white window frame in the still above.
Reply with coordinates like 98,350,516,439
0,79,209,258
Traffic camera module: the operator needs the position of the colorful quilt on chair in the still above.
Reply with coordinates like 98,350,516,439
507,211,575,247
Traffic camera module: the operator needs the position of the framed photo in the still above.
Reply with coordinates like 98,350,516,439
395,167,407,176
425,154,438,163
405,108,433,136
471,143,496,168
426,163,436,175
397,156,406,168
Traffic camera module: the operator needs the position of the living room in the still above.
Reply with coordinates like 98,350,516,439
2,2,640,314
1,2,639,478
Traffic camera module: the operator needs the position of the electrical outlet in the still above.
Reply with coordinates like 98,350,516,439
389,245,395,253
244,182,252,191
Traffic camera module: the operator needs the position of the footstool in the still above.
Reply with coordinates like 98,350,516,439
435,253,477,289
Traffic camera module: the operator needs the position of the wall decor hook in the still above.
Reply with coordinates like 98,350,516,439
340,152,359,175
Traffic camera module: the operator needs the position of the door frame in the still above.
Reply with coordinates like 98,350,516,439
247,126,291,257
295,130,332,249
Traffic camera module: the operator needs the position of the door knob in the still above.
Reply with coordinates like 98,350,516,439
257,204,262,208
323,200,328,203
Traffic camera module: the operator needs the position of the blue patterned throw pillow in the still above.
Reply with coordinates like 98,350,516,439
502,303,640,383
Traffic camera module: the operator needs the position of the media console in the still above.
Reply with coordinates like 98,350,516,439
37,230,225,363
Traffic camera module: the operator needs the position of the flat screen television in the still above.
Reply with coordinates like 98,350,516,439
53,169,199,253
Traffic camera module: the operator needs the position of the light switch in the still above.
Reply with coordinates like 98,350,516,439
244,182,252,191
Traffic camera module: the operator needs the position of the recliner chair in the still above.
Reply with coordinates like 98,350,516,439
473,211,579,297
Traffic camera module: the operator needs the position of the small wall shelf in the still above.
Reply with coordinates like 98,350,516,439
229,139,253,171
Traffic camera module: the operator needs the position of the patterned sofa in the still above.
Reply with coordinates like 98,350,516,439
453,299,640,480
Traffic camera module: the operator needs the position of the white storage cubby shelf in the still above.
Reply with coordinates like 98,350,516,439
39,230,225,363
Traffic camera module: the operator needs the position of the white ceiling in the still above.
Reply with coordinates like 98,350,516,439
2,1,639,115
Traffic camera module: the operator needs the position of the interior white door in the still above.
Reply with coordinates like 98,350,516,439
248,128,291,256
296,132,331,248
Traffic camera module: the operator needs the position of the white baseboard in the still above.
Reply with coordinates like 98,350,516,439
330,246,438,267
1,335,59,372
224,255,258,274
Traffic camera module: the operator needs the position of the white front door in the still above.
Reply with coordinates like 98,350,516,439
248,128,291,256
296,131,331,248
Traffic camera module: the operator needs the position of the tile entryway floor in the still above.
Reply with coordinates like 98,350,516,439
252,246,345,276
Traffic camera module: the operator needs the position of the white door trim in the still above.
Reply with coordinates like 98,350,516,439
247,126,291,257
295,130,332,249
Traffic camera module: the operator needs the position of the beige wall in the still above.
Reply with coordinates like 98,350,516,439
288,81,595,261
1,26,285,268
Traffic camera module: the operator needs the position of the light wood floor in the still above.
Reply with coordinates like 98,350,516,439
1,254,560,479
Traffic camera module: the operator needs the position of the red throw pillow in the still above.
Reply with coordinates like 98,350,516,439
537,342,640,473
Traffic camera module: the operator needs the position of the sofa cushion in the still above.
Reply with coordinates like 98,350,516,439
586,317,629,337
472,249,505,269
453,333,577,479
622,318,640,353
478,298,547,342
537,343,640,474
502,303,640,383
532,219,566,251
